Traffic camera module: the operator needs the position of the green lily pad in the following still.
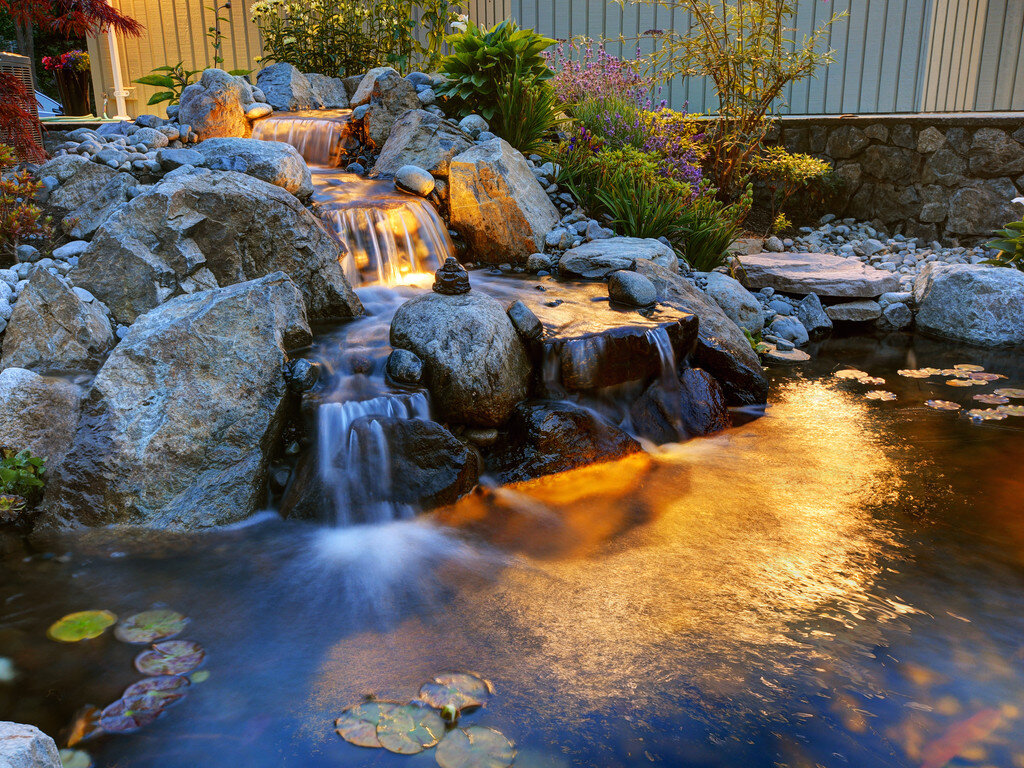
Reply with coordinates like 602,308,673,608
925,400,961,411
134,640,205,676
435,726,516,768
335,701,398,748
189,670,210,684
59,749,93,768
97,697,162,734
419,672,493,712
47,611,117,643
377,704,445,754
122,676,189,708
115,610,189,644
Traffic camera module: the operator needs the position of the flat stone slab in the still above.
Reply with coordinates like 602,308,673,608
825,299,882,322
559,237,678,279
735,252,900,297
763,347,810,364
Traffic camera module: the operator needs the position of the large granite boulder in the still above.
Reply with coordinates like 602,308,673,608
38,274,311,530
448,139,560,265
256,63,315,111
350,67,401,107
0,368,82,466
370,110,473,180
305,72,349,108
363,70,422,147
0,267,113,372
703,271,764,333
634,260,769,405
914,263,1024,347
735,251,900,297
390,291,531,426
178,68,257,140
45,161,119,219
60,171,134,238
559,237,678,279
71,171,362,326
35,153,89,184
490,401,642,483
0,722,61,768
193,138,313,198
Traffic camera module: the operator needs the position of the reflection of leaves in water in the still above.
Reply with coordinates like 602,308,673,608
865,391,897,401
973,394,1009,405
377,704,445,754
861,376,886,385
435,726,516,768
967,409,1008,422
419,672,493,713
47,611,117,643
335,701,398,748
925,400,961,412
66,706,103,746
115,610,188,644
134,640,205,676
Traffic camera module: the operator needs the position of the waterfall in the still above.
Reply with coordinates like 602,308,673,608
645,326,685,438
251,110,359,166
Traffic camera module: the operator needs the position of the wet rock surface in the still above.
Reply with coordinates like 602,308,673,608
630,367,731,443
558,237,677,279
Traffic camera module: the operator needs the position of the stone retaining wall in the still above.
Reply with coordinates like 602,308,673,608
768,114,1024,245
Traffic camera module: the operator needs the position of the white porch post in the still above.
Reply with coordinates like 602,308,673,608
105,1,130,119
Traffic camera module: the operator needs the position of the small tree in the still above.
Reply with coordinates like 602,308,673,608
631,0,844,198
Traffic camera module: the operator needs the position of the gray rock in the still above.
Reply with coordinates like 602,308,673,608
458,114,489,138
36,154,90,183
526,253,550,273
15,245,38,263
256,63,315,111
363,70,422,147
608,270,657,307
768,315,810,345
763,347,811,363
704,271,764,333
193,137,313,198
0,369,82,467
559,237,677,279
630,367,731,443
390,291,531,426
736,252,900,297
350,67,402,107
947,179,1021,237
386,348,424,384
0,267,113,372
72,171,361,326
969,128,1024,177
824,299,882,322
132,126,170,150
46,161,119,220
764,235,784,252
369,110,473,180
157,147,205,170
305,72,349,108
178,68,256,140
394,164,435,196
633,260,769,405
448,139,560,265
584,220,614,240
879,290,913,307
0,722,61,768
52,240,90,260
61,171,134,238
285,358,320,392
245,102,273,120
914,263,1024,347
38,273,311,530
878,301,913,330
796,293,833,340
507,299,542,340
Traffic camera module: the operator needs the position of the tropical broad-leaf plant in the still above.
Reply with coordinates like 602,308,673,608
133,63,204,106
985,201,1024,271
436,18,555,122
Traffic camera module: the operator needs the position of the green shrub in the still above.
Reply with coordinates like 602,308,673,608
676,190,749,271
436,19,555,123
0,447,46,507
985,209,1024,270
493,58,564,156
133,63,203,106
751,146,831,226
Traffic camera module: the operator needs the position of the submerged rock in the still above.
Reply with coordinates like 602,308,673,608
38,273,311,530
490,401,642,484
914,263,1024,347
390,291,530,427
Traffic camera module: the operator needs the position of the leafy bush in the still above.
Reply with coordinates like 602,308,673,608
436,19,555,123
751,146,831,224
251,0,459,76
0,447,46,507
676,189,749,271
0,143,52,261
134,63,203,106
985,203,1024,270
494,59,564,157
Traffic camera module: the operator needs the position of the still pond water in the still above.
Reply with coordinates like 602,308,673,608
2,332,1024,768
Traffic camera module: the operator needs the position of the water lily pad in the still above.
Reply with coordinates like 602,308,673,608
115,610,188,644
865,390,896,401
97,697,162,734
335,701,398,748
995,388,1024,399
973,394,1010,405
435,726,516,768
47,611,117,643
59,749,92,768
946,379,980,387
835,369,870,380
861,376,886,385
134,640,204,676
967,409,1008,422
419,673,493,712
122,676,189,709
968,372,1006,382
377,704,445,754
898,369,937,378
954,364,985,372
925,400,961,411
997,405,1024,417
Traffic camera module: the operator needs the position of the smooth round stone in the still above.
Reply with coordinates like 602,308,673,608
394,165,435,196
245,102,273,120
386,348,424,385
608,270,657,307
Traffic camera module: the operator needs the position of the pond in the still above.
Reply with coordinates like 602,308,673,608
2,331,1024,768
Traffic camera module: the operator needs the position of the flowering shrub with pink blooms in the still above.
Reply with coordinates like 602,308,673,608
42,50,90,72
546,40,649,104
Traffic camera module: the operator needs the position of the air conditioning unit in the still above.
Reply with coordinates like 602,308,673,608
0,52,44,151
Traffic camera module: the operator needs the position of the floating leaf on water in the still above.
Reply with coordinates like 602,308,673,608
59,749,92,768
335,701,398,748
134,640,205,676
967,409,1008,422
435,726,516,768
122,676,189,709
115,610,189,644
973,394,1010,405
946,379,980,388
926,400,961,411
898,369,935,378
47,611,117,643
997,405,1024,417
861,376,887,385
376,704,445,755
954,364,985,372
865,390,897,401
995,388,1024,399
835,369,870,380
66,706,103,747
419,673,493,713
97,697,163,734
968,372,1006,382
941,368,971,378
189,670,210,684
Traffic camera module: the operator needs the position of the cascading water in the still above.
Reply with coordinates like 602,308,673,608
251,109,360,166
